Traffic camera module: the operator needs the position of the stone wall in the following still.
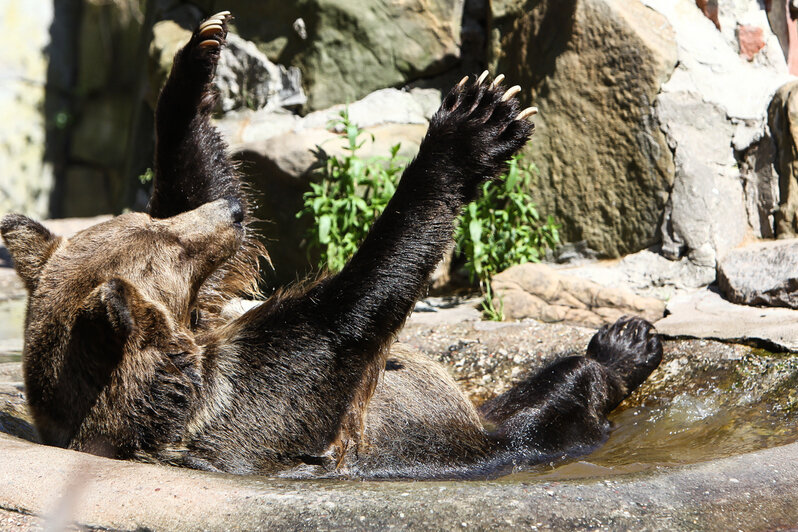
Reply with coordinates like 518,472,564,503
3,0,798,285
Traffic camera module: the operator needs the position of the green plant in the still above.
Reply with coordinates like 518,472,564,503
456,155,559,281
297,109,404,272
456,156,560,319
138,167,154,185
298,115,559,321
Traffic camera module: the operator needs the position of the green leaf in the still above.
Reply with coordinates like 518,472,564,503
319,214,332,244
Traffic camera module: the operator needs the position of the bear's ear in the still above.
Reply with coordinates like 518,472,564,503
1,214,61,292
81,278,140,338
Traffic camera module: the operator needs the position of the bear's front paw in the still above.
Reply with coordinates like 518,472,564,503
179,11,231,82
422,71,537,195
586,316,663,394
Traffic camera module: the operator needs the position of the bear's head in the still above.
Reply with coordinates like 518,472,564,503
0,199,244,449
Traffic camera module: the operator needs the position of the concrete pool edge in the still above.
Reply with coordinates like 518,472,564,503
0,433,796,530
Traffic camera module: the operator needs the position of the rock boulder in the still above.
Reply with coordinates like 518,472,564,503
491,263,666,327
487,0,677,258
717,238,798,309
216,0,465,111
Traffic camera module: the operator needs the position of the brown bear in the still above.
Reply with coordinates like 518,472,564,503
0,12,662,479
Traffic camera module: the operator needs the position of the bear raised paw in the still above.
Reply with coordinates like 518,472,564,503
0,11,662,479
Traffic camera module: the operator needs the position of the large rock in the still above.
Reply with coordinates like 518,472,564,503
0,0,55,219
215,33,305,112
655,287,798,352
656,92,747,266
487,0,677,258
207,0,465,111
770,80,798,237
561,249,717,301
717,239,798,309
648,0,793,266
149,18,306,112
491,263,666,327
76,0,144,95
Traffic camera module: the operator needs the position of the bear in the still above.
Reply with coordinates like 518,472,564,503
0,11,663,479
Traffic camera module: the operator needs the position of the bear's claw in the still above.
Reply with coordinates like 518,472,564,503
194,11,231,49
501,85,522,102
517,107,538,120
490,74,505,88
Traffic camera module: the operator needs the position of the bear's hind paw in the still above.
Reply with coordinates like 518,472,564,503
586,316,663,394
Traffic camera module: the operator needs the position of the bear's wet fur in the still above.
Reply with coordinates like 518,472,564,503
0,12,663,479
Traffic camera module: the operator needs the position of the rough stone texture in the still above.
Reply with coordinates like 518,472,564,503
740,132,779,239
0,430,796,531
647,0,793,267
70,94,133,168
0,0,55,219
149,19,306,113
655,287,798,352
77,0,144,95
656,92,747,266
558,249,717,301
219,88,441,283
717,238,798,308
215,33,305,112
491,263,666,328
770,80,798,237
201,0,464,111
487,0,677,258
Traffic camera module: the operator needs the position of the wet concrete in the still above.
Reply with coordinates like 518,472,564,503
0,433,797,531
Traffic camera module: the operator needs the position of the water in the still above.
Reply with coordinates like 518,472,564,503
506,351,798,481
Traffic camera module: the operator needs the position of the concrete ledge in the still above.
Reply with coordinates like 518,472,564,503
1,433,797,530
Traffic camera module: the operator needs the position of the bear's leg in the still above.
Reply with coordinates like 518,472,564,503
210,74,536,467
148,11,245,219
479,316,662,463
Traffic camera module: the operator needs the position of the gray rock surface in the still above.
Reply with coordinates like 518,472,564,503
149,17,306,114
656,92,746,267
717,238,798,308
0,431,796,531
558,249,716,301
491,263,666,329
655,287,798,352
646,0,794,266
213,0,464,111
487,0,677,258
214,33,306,112
769,80,798,237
